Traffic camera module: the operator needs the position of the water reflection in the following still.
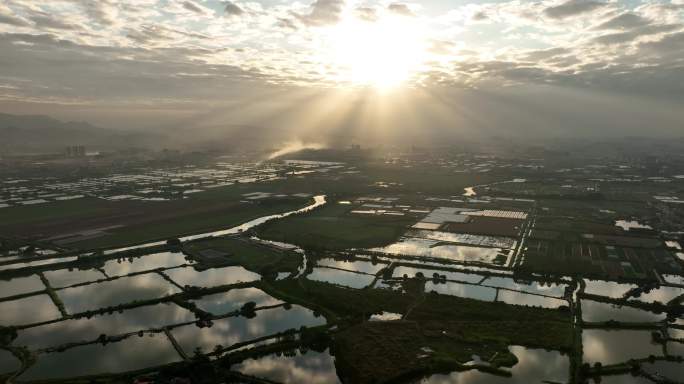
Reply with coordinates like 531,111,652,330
419,346,568,383
19,333,179,381
583,330,663,365
43,268,106,288
316,258,385,274
57,273,179,314
0,350,20,374
597,374,654,384
482,277,566,298
584,280,638,299
233,349,340,384
425,281,496,302
629,286,683,305
180,195,326,242
641,360,684,380
393,266,483,284
13,303,194,349
581,300,665,323
102,251,190,277
191,287,282,316
0,294,61,326
307,268,374,289
496,290,566,309
171,305,325,354
164,266,260,288
373,239,504,264
0,275,45,298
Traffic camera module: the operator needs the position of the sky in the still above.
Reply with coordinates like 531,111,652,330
0,0,683,143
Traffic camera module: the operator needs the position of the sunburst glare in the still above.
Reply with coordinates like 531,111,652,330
323,15,428,89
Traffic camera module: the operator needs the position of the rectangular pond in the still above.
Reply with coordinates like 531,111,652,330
13,302,195,349
57,273,180,314
307,267,375,289
171,305,325,355
0,294,61,326
0,275,45,298
102,251,191,276
164,265,260,288
191,287,282,316
18,333,180,381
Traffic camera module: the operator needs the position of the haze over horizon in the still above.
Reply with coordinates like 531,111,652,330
0,0,683,143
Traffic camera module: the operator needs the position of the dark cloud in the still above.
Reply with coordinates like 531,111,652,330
471,11,489,22
223,1,244,16
544,0,607,19
592,24,680,45
522,47,572,62
182,1,207,15
127,25,209,45
0,9,30,27
29,13,80,30
72,0,118,26
593,13,651,30
297,0,345,26
388,3,415,17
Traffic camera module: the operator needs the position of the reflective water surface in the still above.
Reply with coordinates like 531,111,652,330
57,273,180,314
581,300,665,323
0,350,20,375
425,281,496,302
164,265,260,288
13,303,195,349
393,266,484,284
0,294,61,326
307,267,375,289
233,349,340,384
0,275,45,298
19,333,179,381
171,305,326,354
316,258,386,274
419,346,569,383
191,287,282,316
102,251,190,276
43,268,107,288
582,330,663,365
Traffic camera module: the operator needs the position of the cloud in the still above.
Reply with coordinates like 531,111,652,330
0,4,31,27
592,24,680,45
387,3,415,17
593,13,651,30
297,0,345,27
544,0,607,19
29,13,80,30
182,1,208,15
71,0,119,26
223,1,244,16
355,7,377,22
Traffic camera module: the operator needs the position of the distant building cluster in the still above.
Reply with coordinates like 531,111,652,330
65,145,86,157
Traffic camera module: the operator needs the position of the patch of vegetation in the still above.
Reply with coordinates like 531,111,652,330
256,202,415,251
258,277,572,383
69,197,311,250
184,237,302,276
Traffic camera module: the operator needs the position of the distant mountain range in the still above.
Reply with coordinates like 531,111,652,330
0,113,156,153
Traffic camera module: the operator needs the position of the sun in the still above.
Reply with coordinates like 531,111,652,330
325,16,427,89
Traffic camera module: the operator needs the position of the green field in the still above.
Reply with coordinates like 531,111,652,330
256,201,415,251
183,237,302,275
69,198,310,250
